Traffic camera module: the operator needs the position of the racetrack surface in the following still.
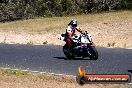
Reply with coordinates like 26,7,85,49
0,44,131,77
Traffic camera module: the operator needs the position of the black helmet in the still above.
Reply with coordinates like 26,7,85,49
68,19,77,27
71,19,77,27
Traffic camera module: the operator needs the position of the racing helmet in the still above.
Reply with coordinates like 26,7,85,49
71,19,77,27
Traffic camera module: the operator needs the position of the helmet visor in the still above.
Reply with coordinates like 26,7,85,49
72,24,77,27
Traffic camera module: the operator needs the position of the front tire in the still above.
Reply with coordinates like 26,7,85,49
63,44,75,59
88,46,98,60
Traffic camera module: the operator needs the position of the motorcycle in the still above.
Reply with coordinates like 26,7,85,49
58,32,98,60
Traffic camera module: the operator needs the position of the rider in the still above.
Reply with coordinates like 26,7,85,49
65,19,85,50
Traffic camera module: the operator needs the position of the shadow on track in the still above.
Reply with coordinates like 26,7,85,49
54,57,94,60
128,70,132,74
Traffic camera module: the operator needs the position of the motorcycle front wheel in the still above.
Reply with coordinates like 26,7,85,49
87,46,98,60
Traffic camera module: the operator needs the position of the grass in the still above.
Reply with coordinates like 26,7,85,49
0,11,131,34
43,41,48,45
0,11,131,47
0,68,75,83
1,68,28,76
107,42,116,47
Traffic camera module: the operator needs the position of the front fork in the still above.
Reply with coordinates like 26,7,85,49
87,42,95,56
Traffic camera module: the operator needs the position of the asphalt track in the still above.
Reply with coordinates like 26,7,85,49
0,44,132,77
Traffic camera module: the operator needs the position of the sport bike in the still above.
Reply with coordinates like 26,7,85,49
58,32,98,60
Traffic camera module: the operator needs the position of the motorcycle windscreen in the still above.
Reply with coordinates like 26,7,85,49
81,35,92,44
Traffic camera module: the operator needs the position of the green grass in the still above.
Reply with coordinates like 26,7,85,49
0,11,131,34
0,68,75,83
1,68,28,76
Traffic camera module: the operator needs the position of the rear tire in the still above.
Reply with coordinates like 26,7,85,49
63,44,75,59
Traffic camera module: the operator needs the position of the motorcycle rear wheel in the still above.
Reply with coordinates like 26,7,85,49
63,44,75,59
